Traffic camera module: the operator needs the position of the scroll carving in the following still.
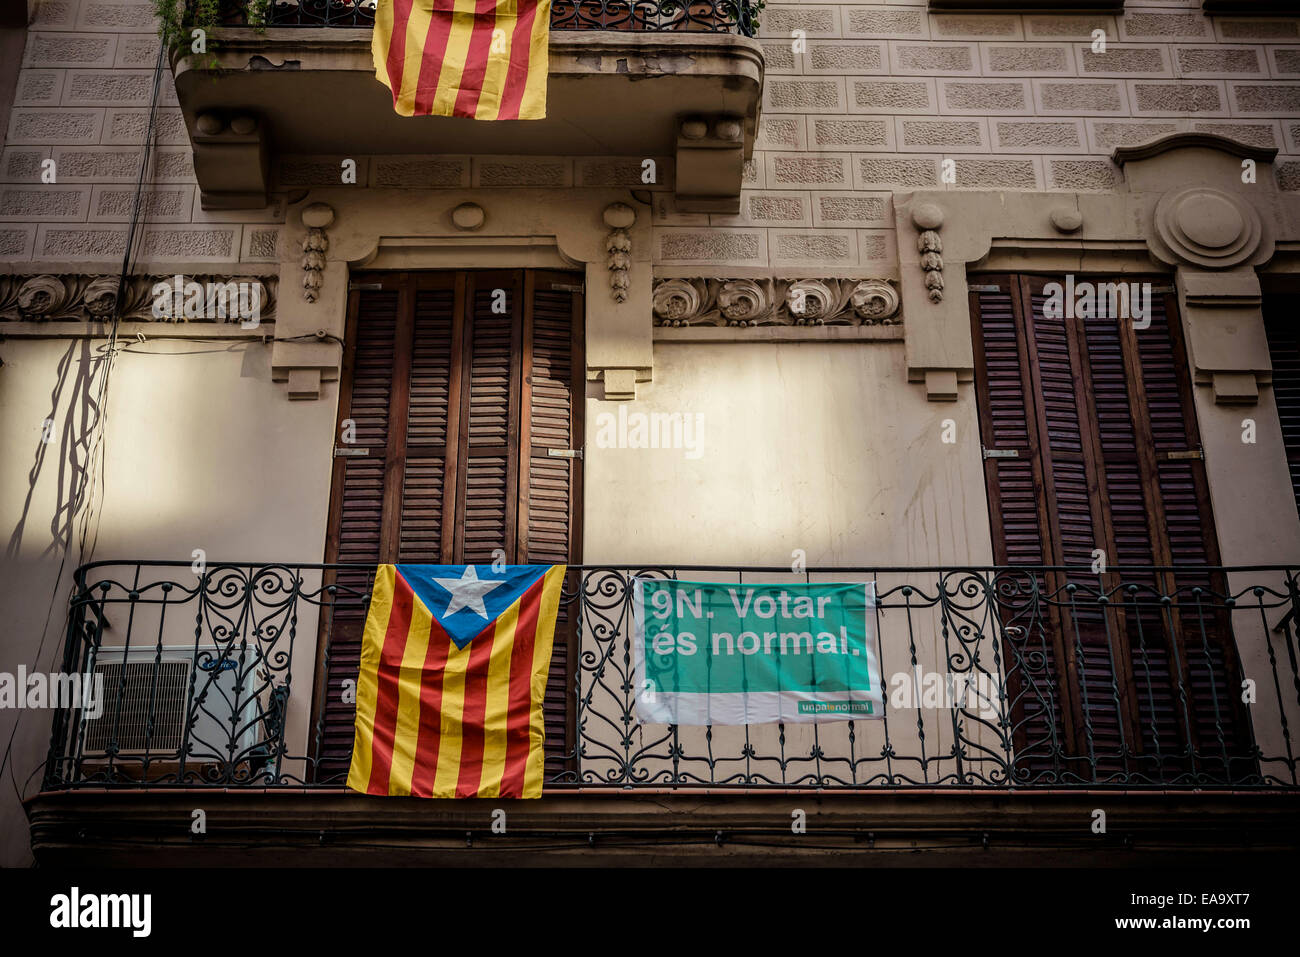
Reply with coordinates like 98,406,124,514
652,278,901,328
0,274,278,323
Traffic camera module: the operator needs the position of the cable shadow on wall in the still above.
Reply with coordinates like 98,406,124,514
5,338,107,565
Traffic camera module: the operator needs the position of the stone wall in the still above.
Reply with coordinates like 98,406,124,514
5,3,1298,274
655,1,1300,272
1,0,285,265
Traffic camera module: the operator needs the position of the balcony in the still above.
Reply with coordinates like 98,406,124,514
173,0,765,211
26,561,1300,863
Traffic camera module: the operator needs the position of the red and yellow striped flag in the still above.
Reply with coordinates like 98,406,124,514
347,563,566,798
372,0,551,119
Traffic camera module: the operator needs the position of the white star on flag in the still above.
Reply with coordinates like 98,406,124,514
432,566,505,619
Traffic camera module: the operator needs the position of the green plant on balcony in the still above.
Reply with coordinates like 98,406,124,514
152,0,271,59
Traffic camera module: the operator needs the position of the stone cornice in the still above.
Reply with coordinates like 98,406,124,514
1112,133,1279,167
928,0,1120,10
191,28,766,77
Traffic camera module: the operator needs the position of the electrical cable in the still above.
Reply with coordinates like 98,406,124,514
3,36,168,810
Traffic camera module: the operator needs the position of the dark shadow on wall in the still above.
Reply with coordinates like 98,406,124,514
5,339,105,563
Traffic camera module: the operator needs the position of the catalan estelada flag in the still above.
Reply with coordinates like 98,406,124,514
372,0,551,119
347,563,566,798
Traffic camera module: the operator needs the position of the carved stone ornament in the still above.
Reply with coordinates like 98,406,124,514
652,278,901,328
603,202,635,304
718,279,771,326
911,203,945,304
651,278,702,327
15,275,69,317
0,274,278,323
786,279,835,325
1149,186,1266,270
83,276,121,317
452,202,486,231
1050,207,1083,234
850,279,901,323
301,202,335,303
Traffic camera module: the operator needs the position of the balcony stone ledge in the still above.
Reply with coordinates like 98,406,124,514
26,787,1300,866
172,29,764,212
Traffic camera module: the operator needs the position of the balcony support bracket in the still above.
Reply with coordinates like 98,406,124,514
673,114,746,216
192,110,270,211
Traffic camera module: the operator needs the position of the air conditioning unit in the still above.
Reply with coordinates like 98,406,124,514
80,645,266,765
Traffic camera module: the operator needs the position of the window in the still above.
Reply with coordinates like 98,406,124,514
312,270,584,781
970,274,1250,782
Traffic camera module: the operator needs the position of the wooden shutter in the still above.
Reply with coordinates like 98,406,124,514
972,274,1247,782
398,278,459,563
1264,293,1300,518
969,277,1077,776
312,285,401,779
520,272,585,777
314,270,584,783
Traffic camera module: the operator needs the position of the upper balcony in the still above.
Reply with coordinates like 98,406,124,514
174,0,765,212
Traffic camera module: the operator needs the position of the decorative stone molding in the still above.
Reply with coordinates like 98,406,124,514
1112,137,1278,407
1149,186,1268,272
603,203,635,304
930,0,1120,8
717,279,772,327
1112,133,1278,168
652,278,901,328
0,273,277,323
599,369,638,402
890,132,1300,405
786,280,835,325
652,277,702,325
273,190,651,400
1050,207,1083,234
452,202,485,231
192,110,269,210
176,32,761,213
851,280,902,323
301,203,334,303
1177,267,1271,405
912,203,945,304
675,114,746,215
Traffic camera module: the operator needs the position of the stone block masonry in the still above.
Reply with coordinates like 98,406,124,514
651,3,1300,268
0,1,1296,275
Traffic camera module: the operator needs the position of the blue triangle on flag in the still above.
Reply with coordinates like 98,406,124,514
395,564,550,649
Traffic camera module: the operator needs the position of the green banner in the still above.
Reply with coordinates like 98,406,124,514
632,577,882,725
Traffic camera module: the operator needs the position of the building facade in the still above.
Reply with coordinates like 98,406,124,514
3,0,1300,866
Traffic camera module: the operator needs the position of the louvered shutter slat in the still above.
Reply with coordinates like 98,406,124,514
521,277,582,778
317,288,400,778
1264,296,1300,515
398,287,456,564
970,281,1074,776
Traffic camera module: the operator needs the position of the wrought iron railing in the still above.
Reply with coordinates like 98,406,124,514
43,561,1300,791
215,0,760,35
